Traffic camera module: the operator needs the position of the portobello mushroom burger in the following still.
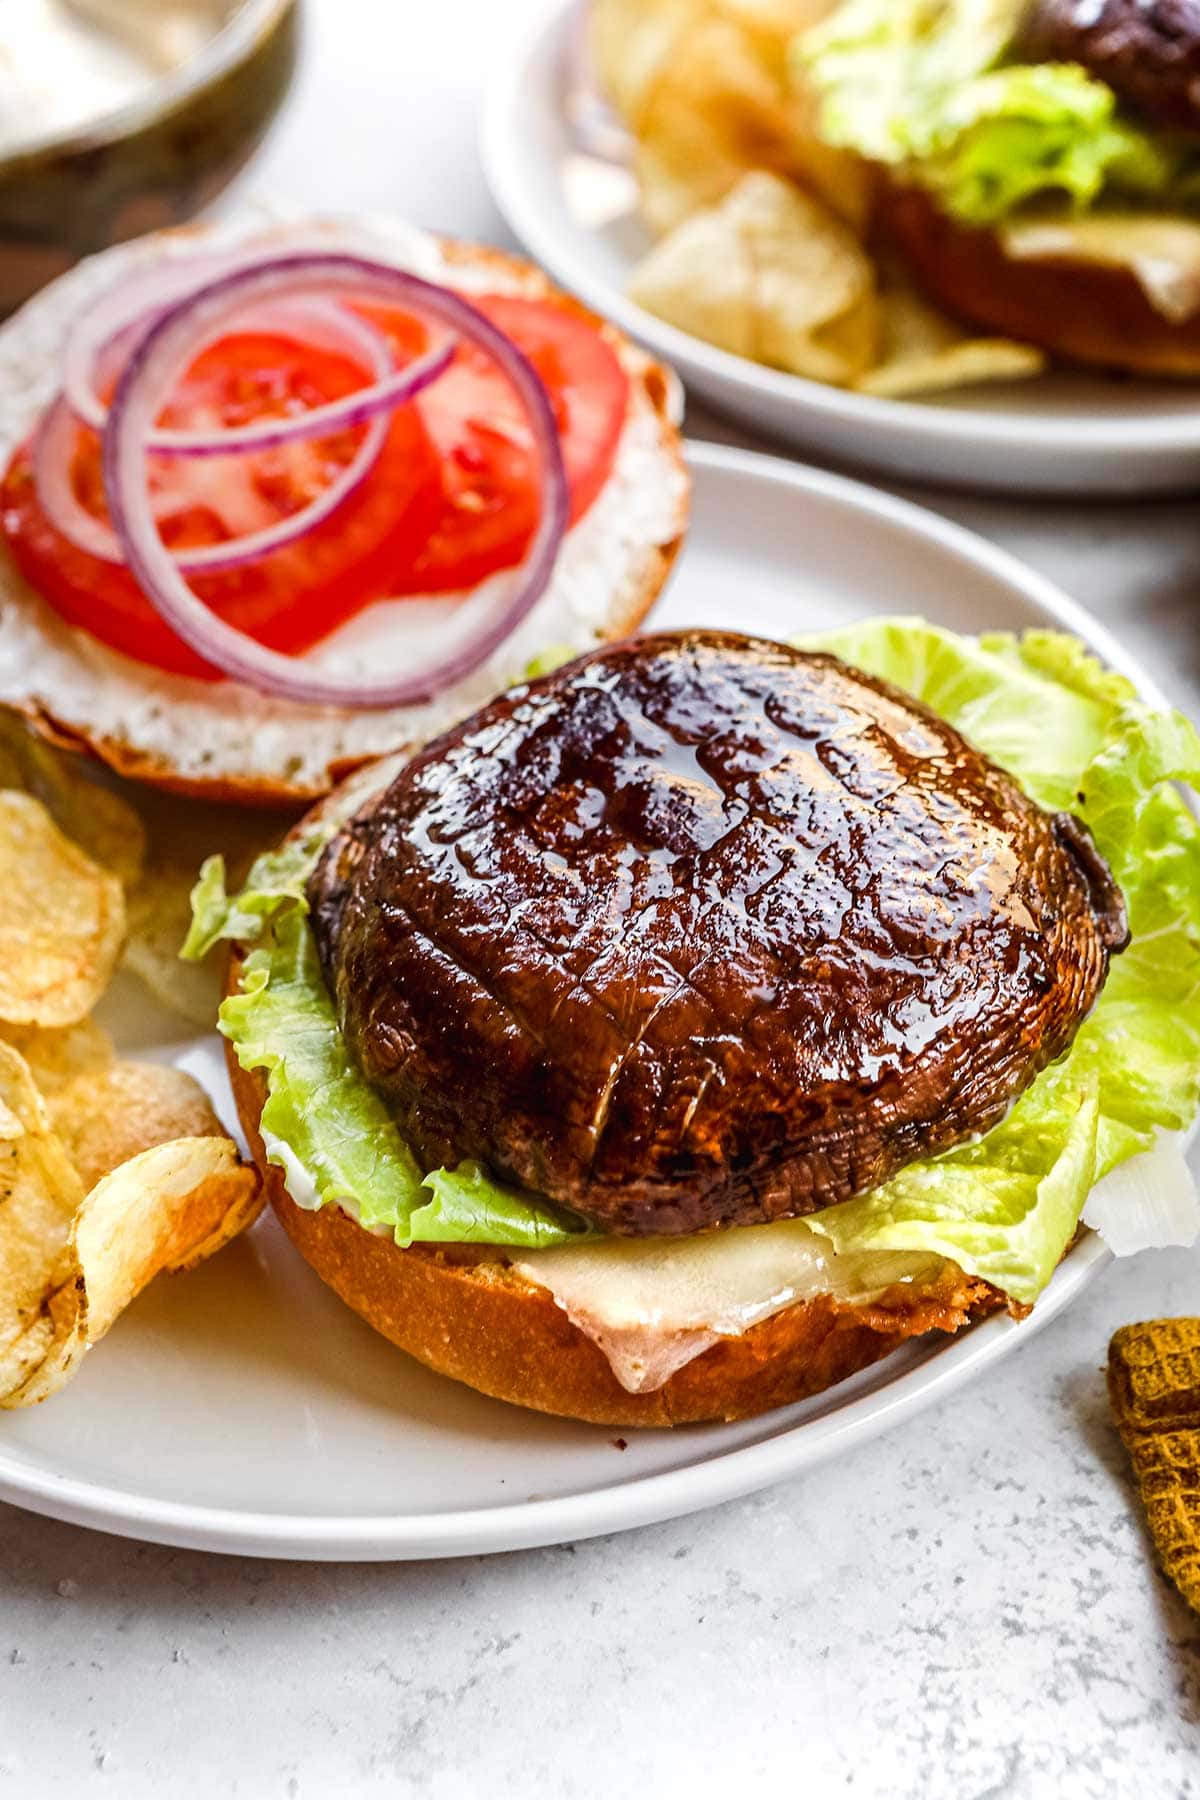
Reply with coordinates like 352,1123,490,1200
801,0,1200,375
189,620,1200,1426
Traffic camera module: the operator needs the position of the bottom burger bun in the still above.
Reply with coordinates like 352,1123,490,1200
0,215,688,807
884,186,1200,378
227,1033,999,1428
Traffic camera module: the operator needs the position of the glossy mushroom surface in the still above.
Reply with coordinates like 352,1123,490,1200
311,631,1127,1234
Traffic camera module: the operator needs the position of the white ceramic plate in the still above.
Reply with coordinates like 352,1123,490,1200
482,1,1200,498
0,444,1159,1561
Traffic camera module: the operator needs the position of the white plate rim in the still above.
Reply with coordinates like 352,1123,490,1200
0,440,1163,1561
0,1241,1108,1560
481,0,1200,458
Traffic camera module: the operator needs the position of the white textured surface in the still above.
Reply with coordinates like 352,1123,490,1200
3,2,1200,1794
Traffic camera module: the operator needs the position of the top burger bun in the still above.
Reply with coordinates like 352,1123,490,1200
0,215,688,806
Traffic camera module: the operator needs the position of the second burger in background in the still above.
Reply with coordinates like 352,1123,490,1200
801,0,1200,374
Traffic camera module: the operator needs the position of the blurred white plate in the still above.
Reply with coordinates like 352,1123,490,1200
0,443,1155,1561
482,0,1200,497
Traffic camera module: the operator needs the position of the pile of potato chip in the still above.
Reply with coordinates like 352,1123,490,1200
591,0,1046,396
0,713,274,1408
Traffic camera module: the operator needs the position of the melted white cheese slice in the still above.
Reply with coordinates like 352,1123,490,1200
512,1226,945,1394
1000,213,1200,322
262,1131,948,1395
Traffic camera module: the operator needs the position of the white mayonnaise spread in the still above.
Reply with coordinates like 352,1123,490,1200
260,1128,320,1212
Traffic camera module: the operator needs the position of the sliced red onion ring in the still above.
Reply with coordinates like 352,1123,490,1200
33,398,122,565
38,301,454,573
64,251,329,434
103,253,569,708
81,290,387,432
36,401,395,578
39,296,391,569
73,268,459,459
65,251,240,432
154,332,455,460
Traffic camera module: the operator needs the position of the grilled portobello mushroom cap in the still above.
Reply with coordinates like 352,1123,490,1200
309,631,1127,1236
1019,0,1200,133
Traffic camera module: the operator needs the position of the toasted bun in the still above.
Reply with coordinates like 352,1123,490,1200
0,215,688,807
885,186,1200,377
227,979,999,1427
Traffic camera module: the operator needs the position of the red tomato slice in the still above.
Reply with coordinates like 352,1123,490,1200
355,295,630,593
1,295,630,680
2,330,445,679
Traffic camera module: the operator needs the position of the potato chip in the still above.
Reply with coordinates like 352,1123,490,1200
0,1017,114,1094
630,171,878,381
0,1043,87,1401
590,0,697,135
0,708,146,887
0,791,126,1027
73,1139,262,1334
120,798,293,1025
0,1128,262,1409
122,855,226,1028
633,200,759,356
47,1060,228,1191
724,0,834,39
851,264,1047,398
634,15,800,235
592,0,833,131
592,0,867,237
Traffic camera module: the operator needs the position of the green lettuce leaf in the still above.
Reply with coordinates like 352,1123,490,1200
194,620,1200,1300
198,821,587,1251
799,0,1181,225
912,65,1171,226
183,830,329,961
798,0,1028,165
807,1082,1101,1303
796,620,1200,1300
412,1163,587,1249
220,907,431,1238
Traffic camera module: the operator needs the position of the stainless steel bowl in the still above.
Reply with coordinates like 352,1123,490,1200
0,0,299,316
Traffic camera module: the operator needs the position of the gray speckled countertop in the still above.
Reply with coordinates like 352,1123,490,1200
4,1246,1198,1796
3,4,1200,1793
